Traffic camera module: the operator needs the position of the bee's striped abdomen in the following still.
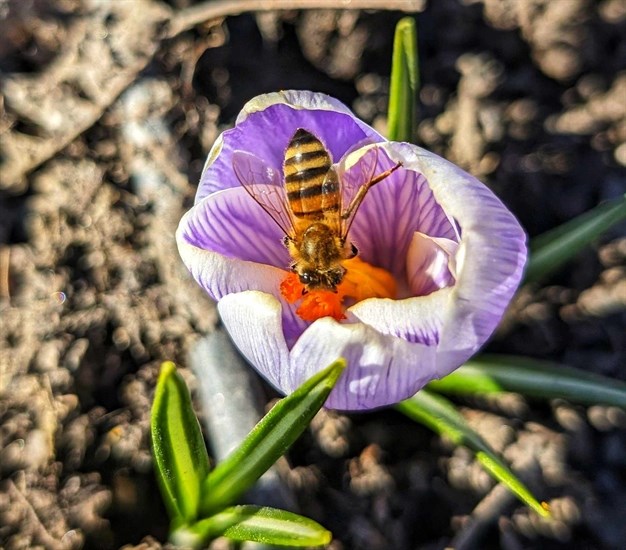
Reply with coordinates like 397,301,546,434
284,129,340,219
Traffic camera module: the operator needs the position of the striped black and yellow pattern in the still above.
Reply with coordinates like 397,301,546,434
283,129,340,219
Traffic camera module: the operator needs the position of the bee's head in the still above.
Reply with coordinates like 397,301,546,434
298,265,346,291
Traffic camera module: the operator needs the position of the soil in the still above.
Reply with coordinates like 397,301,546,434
1,1,625,549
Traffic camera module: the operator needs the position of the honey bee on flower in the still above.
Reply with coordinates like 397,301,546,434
232,128,402,321
177,90,527,410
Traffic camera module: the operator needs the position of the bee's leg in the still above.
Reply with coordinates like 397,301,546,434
349,243,358,258
341,161,403,221
301,288,308,296
282,236,291,247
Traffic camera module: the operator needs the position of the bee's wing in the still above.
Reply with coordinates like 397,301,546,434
336,145,381,241
318,168,342,235
232,150,296,238
341,135,380,159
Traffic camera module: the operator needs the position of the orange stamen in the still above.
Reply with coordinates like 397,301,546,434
279,257,396,322
297,291,345,322
339,256,397,303
279,272,303,302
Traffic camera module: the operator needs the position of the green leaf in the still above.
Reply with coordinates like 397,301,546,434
396,390,550,517
151,361,211,524
427,354,626,408
387,17,419,142
199,359,346,517
525,194,626,283
172,506,332,548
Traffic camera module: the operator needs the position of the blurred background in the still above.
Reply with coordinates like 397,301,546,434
1,1,625,548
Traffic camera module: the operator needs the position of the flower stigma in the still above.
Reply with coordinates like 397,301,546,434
280,256,397,322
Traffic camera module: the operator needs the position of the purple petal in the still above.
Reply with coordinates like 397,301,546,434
291,318,439,410
376,142,527,377
196,91,384,202
217,291,292,391
347,289,451,346
177,216,285,301
183,188,290,268
218,290,440,411
344,147,458,281
407,233,458,296
177,208,309,344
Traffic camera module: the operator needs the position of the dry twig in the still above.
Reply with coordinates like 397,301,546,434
166,0,424,37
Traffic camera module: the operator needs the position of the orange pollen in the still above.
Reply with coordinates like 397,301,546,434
280,257,397,322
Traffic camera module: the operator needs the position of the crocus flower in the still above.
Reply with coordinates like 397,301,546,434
176,90,527,410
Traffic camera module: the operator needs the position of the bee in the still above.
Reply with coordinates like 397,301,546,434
232,128,402,292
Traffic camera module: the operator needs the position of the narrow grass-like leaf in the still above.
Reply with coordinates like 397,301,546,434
151,361,211,523
387,17,419,142
172,506,332,548
396,390,550,517
525,194,626,283
427,354,626,408
199,359,346,517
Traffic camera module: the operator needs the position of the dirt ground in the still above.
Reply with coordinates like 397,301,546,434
1,0,625,549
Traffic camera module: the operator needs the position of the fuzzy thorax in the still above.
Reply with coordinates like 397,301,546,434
287,222,352,290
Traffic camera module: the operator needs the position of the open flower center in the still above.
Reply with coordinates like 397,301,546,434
279,257,397,322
